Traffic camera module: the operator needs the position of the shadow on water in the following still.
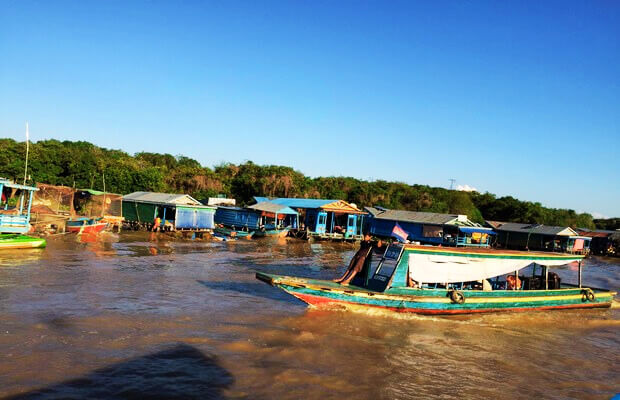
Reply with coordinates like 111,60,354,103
197,279,301,305
5,344,233,400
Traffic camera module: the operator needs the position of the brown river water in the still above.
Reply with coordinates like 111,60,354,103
0,232,618,399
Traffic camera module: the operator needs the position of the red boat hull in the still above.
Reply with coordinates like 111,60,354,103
66,222,108,234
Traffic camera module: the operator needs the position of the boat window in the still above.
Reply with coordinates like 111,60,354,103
364,244,403,292
422,225,442,238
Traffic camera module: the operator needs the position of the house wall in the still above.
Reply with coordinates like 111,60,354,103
175,206,215,230
367,218,444,244
214,208,260,230
122,201,157,223
496,231,567,251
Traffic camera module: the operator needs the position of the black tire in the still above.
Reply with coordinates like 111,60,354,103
581,289,595,302
450,290,465,304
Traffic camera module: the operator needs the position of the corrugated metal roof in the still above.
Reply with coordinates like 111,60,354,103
247,202,298,215
256,197,339,209
122,192,202,206
490,221,577,236
366,207,460,225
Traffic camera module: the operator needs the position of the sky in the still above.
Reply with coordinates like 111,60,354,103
1,1,618,217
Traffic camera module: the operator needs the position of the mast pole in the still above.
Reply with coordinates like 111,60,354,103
23,122,30,185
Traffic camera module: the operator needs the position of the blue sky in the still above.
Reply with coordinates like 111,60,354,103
1,1,618,217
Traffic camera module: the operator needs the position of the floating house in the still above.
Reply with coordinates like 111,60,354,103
488,221,591,254
575,229,619,256
365,207,494,247
214,202,298,237
253,197,366,240
122,192,215,231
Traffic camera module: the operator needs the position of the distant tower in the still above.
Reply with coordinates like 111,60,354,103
449,179,456,190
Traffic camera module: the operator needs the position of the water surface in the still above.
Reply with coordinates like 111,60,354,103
0,232,618,399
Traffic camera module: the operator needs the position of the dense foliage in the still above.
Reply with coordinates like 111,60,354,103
1,138,611,230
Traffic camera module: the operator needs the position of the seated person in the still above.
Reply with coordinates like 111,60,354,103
334,234,373,285
506,274,522,290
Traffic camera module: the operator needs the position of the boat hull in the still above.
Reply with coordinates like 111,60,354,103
214,227,255,238
256,273,615,315
0,234,47,249
66,222,108,234
253,228,290,238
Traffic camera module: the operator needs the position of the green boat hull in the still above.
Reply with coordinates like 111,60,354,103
214,227,255,238
256,273,616,315
0,234,47,250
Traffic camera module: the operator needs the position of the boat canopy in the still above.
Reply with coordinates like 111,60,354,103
247,202,298,215
406,247,583,284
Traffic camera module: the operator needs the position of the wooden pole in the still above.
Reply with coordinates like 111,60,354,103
545,266,549,290
578,261,582,288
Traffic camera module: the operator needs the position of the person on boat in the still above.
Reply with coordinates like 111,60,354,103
334,234,373,285
506,274,522,290
152,216,161,232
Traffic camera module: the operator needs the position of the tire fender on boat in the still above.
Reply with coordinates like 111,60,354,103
582,288,596,302
449,290,465,304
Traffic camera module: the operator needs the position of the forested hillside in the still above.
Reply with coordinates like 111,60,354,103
0,138,606,229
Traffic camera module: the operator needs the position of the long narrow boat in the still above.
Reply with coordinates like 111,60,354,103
256,243,616,315
253,226,291,238
213,226,255,239
0,233,46,249
66,217,108,234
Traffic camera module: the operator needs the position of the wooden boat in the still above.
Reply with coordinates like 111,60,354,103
0,180,47,250
256,243,616,315
213,226,255,239
0,233,46,249
253,226,291,238
66,217,108,234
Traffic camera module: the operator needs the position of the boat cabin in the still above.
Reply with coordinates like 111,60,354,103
350,243,587,293
0,179,38,234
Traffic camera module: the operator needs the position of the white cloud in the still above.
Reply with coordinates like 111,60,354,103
590,212,609,219
456,184,478,192
577,210,609,219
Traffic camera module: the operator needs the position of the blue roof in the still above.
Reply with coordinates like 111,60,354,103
253,197,337,209
459,226,496,235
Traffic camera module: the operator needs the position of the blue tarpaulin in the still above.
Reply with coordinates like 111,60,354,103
459,227,496,235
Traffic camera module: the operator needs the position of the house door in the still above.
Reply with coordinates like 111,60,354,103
316,211,327,234
346,215,357,237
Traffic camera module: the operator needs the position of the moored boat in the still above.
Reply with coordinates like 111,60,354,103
256,243,616,315
213,226,255,239
0,233,46,249
0,179,47,250
66,217,108,234
253,226,291,238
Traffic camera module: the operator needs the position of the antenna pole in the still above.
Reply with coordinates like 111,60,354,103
449,178,456,190
23,122,30,185
102,171,106,217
